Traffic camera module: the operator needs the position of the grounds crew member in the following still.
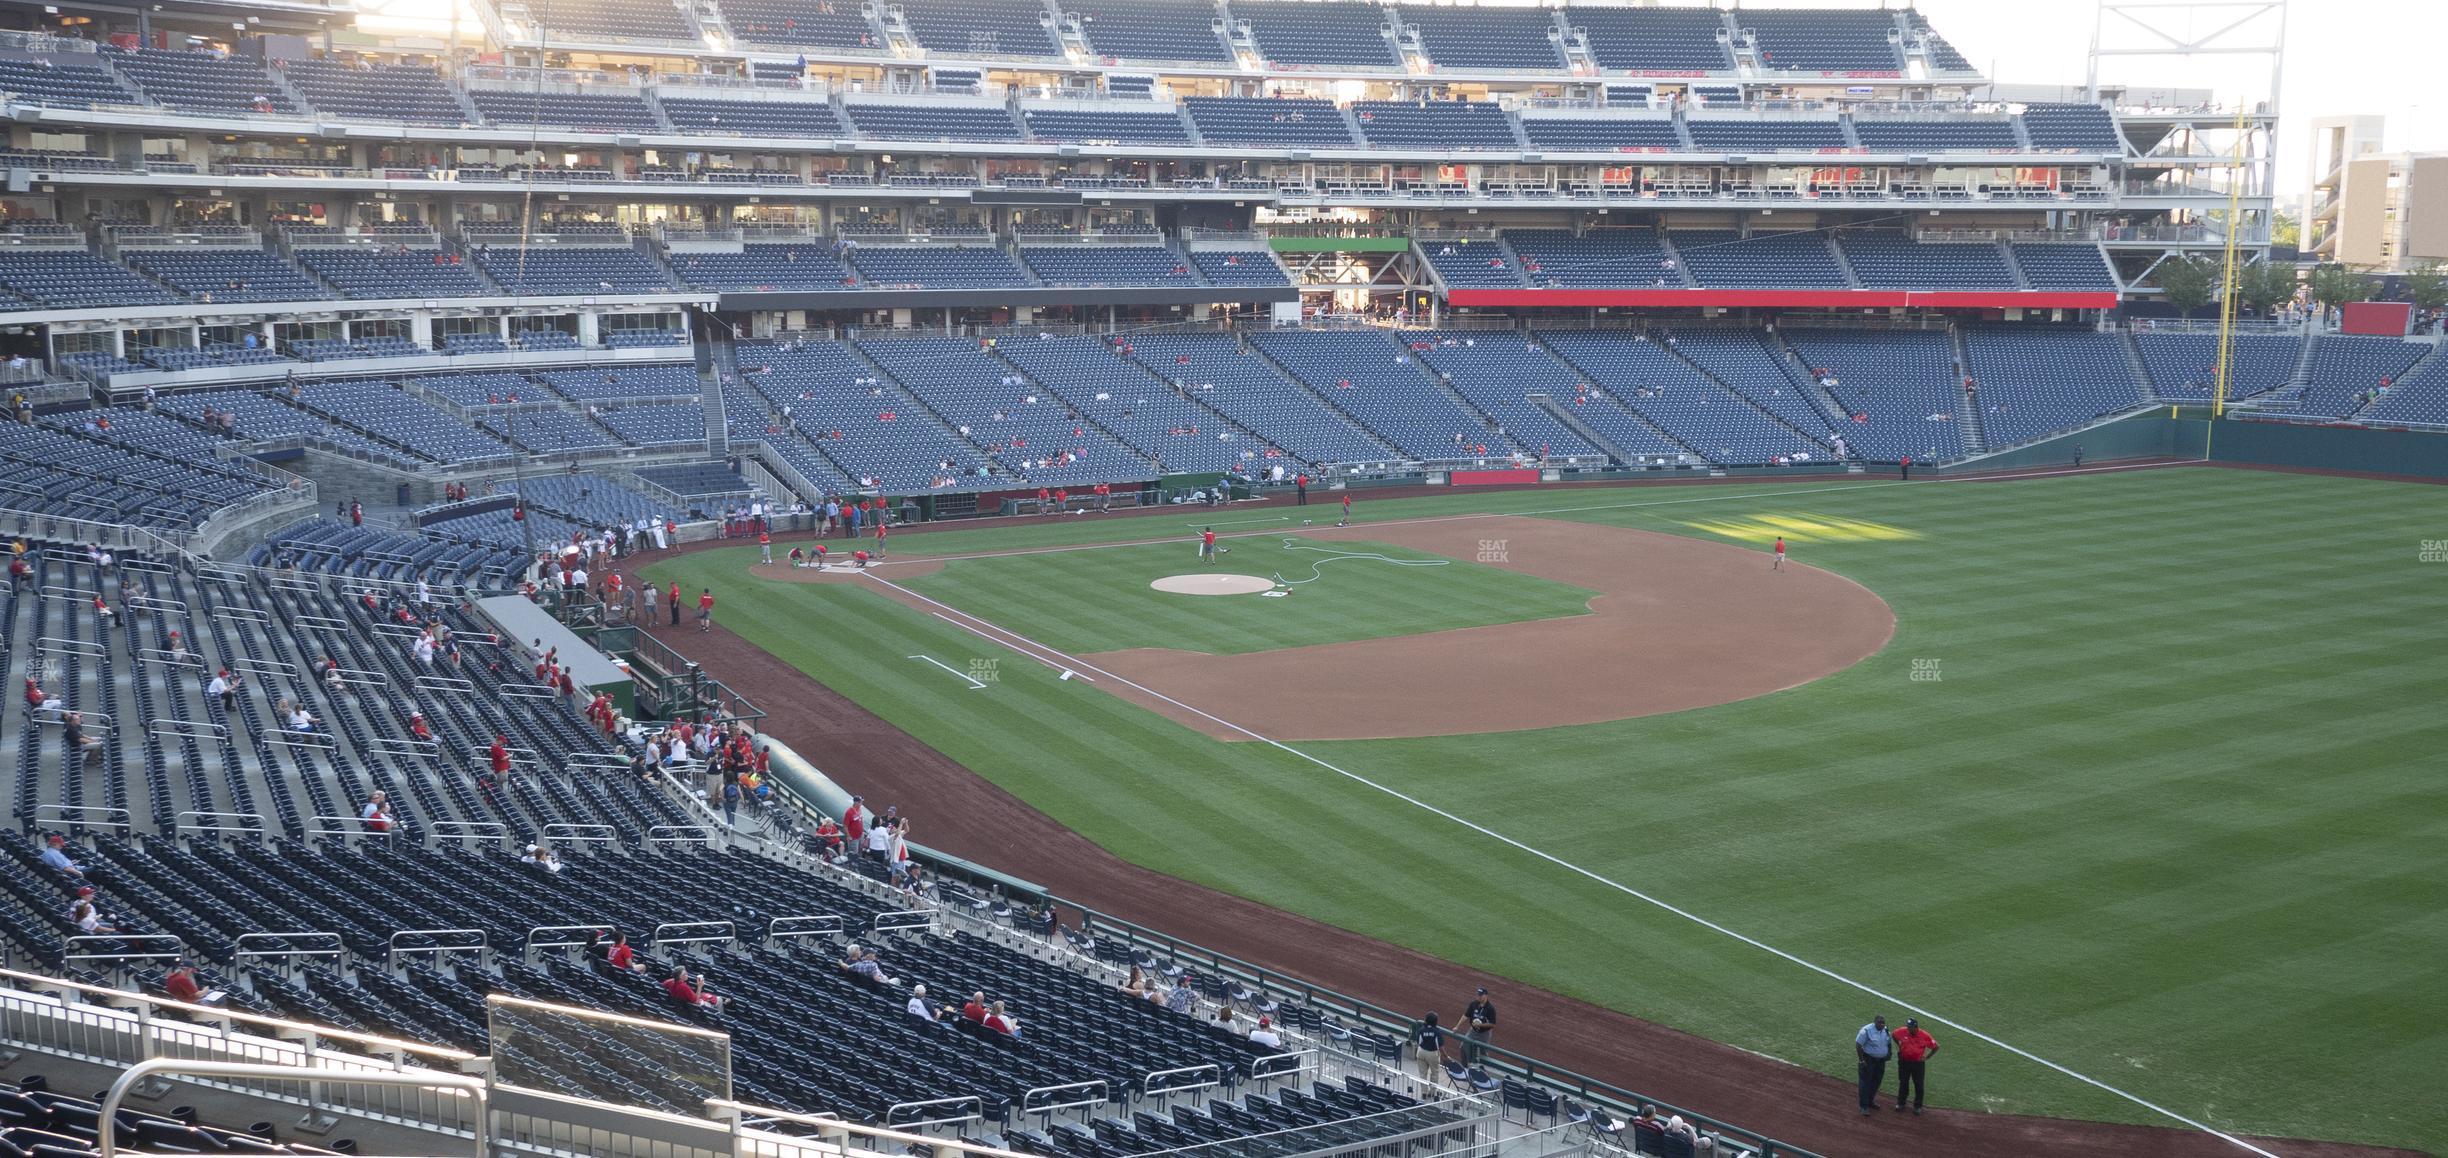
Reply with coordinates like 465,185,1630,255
1891,1017,1938,1114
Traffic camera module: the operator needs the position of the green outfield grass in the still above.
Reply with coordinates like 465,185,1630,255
897,539,1596,655
645,468,2448,1153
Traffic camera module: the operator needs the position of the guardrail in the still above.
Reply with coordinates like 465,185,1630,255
1019,1079,1107,1121
234,931,346,965
765,915,845,944
388,928,491,968
429,820,508,850
650,920,736,950
872,909,939,935
174,810,268,840
64,934,183,967
885,1094,984,1130
34,804,132,834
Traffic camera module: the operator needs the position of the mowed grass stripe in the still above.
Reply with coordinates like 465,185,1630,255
654,468,2448,1151
901,539,1596,655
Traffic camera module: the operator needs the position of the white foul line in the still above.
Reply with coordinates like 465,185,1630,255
861,563,2280,1157
905,654,987,690
933,612,1095,682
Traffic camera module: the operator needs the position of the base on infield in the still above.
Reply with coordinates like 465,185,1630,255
1151,573,1275,596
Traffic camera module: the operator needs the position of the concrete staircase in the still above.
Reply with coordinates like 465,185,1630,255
2118,329,2160,402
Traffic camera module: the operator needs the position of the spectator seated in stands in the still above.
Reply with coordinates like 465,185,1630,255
39,834,87,880
905,983,941,1023
661,965,724,1010
1164,973,1197,1013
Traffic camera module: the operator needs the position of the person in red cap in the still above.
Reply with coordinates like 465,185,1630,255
489,734,511,780
1772,536,1786,572
408,711,431,742
1249,1015,1284,1050
872,519,888,559
757,529,773,565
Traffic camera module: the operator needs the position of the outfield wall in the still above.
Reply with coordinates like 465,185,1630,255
1938,411,2448,479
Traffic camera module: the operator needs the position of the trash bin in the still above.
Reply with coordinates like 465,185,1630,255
397,482,412,507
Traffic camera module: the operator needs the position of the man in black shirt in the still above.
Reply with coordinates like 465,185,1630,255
1463,987,1497,1066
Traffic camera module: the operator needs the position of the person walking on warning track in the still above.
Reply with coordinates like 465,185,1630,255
668,581,683,628
1772,536,1786,571
1295,473,1309,505
1199,527,1217,564
1854,1015,1893,1115
697,588,715,632
1337,491,1352,528
1891,1017,1937,1114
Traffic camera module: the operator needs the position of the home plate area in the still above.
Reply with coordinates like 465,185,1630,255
1150,573,1275,596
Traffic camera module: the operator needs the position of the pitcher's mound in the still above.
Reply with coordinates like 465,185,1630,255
1152,574,1275,596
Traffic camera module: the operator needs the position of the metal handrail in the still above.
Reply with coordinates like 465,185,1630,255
886,1095,984,1130
387,928,490,967
541,823,618,848
64,934,184,965
1142,1062,1220,1097
651,920,736,948
174,810,268,838
1020,1079,1108,1118
523,924,616,953
34,805,133,833
873,909,939,934
766,915,845,943
99,1060,487,1158
647,825,718,848
1250,1048,1317,1083
428,820,508,849
234,931,346,964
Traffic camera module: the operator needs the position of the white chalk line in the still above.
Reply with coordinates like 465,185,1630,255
882,459,2204,569
904,653,987,690
858,554,2279,1157
932,612,1095,683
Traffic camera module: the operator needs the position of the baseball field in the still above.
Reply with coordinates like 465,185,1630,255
643,464,2447,1156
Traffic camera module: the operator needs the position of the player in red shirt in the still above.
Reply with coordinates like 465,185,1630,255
1772,536,1786,571
1337,491,1352,527
667,581,682,628
757,531,772,565
1036,487,1052,515
1199,528,1217,564
872,520,888,558
697,589,715,632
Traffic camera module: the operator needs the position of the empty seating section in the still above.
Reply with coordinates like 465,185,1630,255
1538,330,1824,465
1570,7,1731,71
522,0,698,41
105,49,298,115
1018,244,1195,286
1518,115,1684,151
659,96,848,136
1017,105,1192,144
1782,328,1965,461
470,90,661,132
283,59,470,123
295,380,519,462
0,58,138,106
1738,9,1901,73
1241,2,1397,67
1836,232,2016,291
0,249,181,308
1252,330,1514,460
842,101,1022,141
1504,229,1683,289
0,420,266,528
991,337,1253,473
860,338,1150,484
672,244,857,291
2010,244,2118,292
538,364,701,402
296,245,492,297
157,389,413,463
1420,239,1523,288
1907,9,1975,71
1191,249,1290,286
848,244,1031,288
1182,97,1355,147
2134,332,2300,400
739,339,995,490
1851,117,2019,152
2297,336,2428,418
1958,328,2147,444
262,517,527,584
1353,101,1517,150
1665,328,1843,442
592,402,710,445
475,245,672,294
896,0,1059,56
1400,333,1606,459
2020,103,2122,151
2359,356,2448,426
1670,230,1848,288
1121,333,1391,465
1069,0,1231,62
1402,7,1563,71
482,406,625,451
506,472,687,526
1684,117,1849,151
121,248,324,303
721,0,880,47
